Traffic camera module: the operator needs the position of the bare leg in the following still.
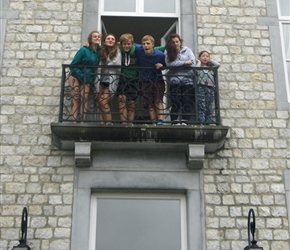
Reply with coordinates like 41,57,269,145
148,105,157,122
155,100,164,121
127,100,135,123
68,76,81,121
118,95,128,124
98,86,112,124
97,86,105,124
81,84,90,121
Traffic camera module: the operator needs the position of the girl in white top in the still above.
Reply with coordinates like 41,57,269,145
96,33,121,124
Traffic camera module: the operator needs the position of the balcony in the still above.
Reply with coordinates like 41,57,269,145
51,64,229,168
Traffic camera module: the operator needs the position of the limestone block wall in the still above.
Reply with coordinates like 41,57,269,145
1,0,79,248
0,0,289,250
196,0,290,249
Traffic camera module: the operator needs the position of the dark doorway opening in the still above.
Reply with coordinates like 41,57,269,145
101,16,177,45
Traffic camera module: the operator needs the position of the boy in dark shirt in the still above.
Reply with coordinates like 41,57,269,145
135,35,166,125
117,33,139,124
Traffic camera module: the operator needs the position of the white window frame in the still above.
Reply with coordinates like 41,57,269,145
99,0,180,17
277,0,290,102
89,192,187,250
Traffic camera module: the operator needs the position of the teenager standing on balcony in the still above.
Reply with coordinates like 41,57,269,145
135,35,166,125
68,31,101,121
117,33,139,124
165,34,196,125
96,33,121,125
196,50,220,124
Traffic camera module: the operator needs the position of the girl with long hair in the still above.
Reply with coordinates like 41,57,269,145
165,34,196,125
68,31,101,121
96,33,121,124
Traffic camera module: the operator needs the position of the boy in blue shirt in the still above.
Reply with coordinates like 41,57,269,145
135,35,166,125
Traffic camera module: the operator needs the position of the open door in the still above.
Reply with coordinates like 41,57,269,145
161,20,178,46
101,20,108,37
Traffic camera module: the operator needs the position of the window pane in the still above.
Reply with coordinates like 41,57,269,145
104,0,136,12
279,0,290,16
96,198,181,250
144,0,176,13
282,23,290,59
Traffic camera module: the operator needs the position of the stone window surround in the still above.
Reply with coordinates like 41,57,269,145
0,0,19,70
71,169,205,250
285,170,290,233
259,0,290,110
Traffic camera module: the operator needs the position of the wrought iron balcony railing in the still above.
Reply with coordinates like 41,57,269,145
59,64,221,126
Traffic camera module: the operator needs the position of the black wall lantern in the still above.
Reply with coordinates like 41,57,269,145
12,207,31,250
244,208,264,250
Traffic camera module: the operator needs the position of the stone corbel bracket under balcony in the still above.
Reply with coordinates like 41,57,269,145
51,123,229,169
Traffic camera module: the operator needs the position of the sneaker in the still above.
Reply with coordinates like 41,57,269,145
172,120,180,125
180,119,187,125
157,121,164,125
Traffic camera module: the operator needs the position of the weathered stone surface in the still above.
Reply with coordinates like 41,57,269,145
1,0,289,249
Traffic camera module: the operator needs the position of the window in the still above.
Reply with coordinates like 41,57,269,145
277,0,290,101
89,193,187,250
103,0,136,12
100,0,179,16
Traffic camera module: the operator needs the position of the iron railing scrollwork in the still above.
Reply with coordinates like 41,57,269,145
59,64,221,125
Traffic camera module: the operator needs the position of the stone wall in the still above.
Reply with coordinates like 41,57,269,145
0,0,289,250
1,0,80,248
197,1,290,249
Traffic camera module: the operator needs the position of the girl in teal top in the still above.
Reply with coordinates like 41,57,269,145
68,31,101,121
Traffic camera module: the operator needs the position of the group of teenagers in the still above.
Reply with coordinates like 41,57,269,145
68,31,220,125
